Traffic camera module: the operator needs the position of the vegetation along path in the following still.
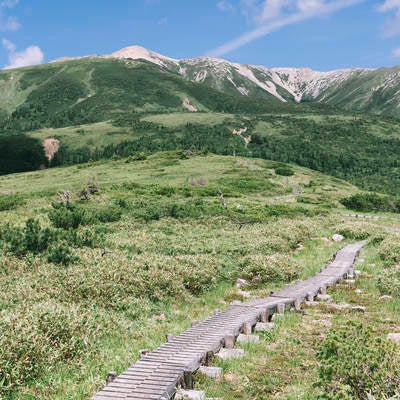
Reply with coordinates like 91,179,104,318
92,241,365,400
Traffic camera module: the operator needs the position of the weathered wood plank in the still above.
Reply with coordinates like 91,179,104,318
92,241,365,400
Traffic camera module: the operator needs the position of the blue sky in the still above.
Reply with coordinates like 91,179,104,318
0,0,399,71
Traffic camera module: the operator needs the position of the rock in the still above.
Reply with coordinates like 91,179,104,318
322,303,351,312
216,348,245,360
354,269,362,276
343,279,356,285
252,276,262,284
387,333,400,345
175,390,206,400
236,334,260,344
379,295,393,301
198,366,223,379
254,322,275,332
231,300,242,306
355,289,363,294
304,300,321,307
351,306,366,313
236,278,249,288
332,234,344,242
316,294,331,302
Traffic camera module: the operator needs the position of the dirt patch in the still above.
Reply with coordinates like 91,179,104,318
43,138,60,161
182,98,197,112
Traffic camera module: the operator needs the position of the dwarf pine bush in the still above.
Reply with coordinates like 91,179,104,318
316,322,400,399
378,235,400,264
241,253,300,283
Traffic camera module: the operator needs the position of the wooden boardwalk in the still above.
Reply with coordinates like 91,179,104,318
92,241,365,400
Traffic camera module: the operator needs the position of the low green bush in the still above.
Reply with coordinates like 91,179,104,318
275,166,295,176
0,218,53,257
378,236,400,264
0,194,25,211
0,303,105,393
48,201,122,229
316,321,400,399
240,253,299,283
336,222,373,240
340,193,400,213
46,240,78,266
48,202,84,229
377,268,400,297
0,218,103,265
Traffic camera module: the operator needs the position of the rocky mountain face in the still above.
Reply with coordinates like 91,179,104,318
106,45,400,115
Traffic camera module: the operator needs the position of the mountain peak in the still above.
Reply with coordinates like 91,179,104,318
108,45,178,67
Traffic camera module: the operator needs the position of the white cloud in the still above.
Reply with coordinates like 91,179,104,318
297,0,325,13
379,0,400,12
1,15,19,30
379,0,400,37
393,47,400,57
207,0,365,57
259,0,291,21
0,0,19,31
0,0,18,8
2,39,44,69
2,37,14,51
217,1,235,12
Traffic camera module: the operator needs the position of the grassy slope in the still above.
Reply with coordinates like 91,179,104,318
1,152,399,399
0,57,400,195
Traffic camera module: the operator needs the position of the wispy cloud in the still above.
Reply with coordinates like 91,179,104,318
379,0,400,37
0,0,20,31
208,0,364,57
2,38,44,69
217,1,235,12
378,1,400,58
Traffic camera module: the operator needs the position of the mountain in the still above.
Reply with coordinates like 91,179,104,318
1,45,400,196
102,45,400,115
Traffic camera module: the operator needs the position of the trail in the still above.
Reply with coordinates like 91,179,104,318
92,241,365,400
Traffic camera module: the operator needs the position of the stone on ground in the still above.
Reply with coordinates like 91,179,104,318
236,334,260,344
254,322,275,332
236,278,249,288
351,305,366,313
216,348,245,360
175,389,206,400
316,294,331,302
379,295,393,301
387,333,400,344
198,366,223,379
332,234,344,242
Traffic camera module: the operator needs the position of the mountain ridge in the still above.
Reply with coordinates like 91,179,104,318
96,45,399,113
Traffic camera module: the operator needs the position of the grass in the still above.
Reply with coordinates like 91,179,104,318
141,112,237,127
191,233,400,399
0,152,399,399
28,121,132,151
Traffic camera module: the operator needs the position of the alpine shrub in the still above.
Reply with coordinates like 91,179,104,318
316,321,400,399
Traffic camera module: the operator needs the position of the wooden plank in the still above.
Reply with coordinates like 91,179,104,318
92,241,365,400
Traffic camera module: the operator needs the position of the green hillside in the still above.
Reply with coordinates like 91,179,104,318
1,152,399,399
0,57,400,197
